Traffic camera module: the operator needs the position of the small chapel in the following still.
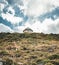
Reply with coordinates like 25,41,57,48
23,27,33,33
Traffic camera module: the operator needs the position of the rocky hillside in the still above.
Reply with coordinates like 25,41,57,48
0,33,59,65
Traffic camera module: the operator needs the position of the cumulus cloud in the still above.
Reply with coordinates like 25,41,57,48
24,0,59,17
6,0,23,6
32,18,59,34
39,19,58,34
0,0,8,13
2,0,59,17
0,0,59,33
8,6,15,15
52,0,59,7
0,3,5,11
1,13,23,24
0,23,14,32
15,18,59,34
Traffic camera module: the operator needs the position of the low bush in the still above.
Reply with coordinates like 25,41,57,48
48,54,59,60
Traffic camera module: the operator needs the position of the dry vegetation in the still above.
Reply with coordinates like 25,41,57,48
0,33,59,65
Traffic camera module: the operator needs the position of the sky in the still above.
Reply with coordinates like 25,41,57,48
0,0,59,33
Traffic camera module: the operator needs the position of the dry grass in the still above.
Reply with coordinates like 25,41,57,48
0,33,59,65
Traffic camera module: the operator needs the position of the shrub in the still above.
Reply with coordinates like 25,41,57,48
48,54,59,60
0,50,9,55
32,62,37,65
5,58,13,65
36,59,42,64
30,55,37,59
45,62,54,65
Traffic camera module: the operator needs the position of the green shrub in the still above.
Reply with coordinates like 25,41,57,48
30,55,37,59
48,54,59,60
5,58,13,65
45,62,54,65
0,50,9,55
32,62,37,65
36,59,42,64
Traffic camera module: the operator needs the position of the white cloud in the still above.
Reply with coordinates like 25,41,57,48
1,13,23,24
2,0,59,17
1,0,59,33
23,0,59,17
13,26,24,33
8,6,15,15
31,18,59,34
3,0,59,17
0,23,14,32
0,3,5,11
52,0,59,7
15,18,59,34
0,0,8,12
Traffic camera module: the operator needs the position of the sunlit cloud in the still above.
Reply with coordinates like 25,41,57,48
0,0,59,33
2,13,23,24
0,23,14,32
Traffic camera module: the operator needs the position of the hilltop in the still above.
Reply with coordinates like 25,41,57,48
0,33,59,65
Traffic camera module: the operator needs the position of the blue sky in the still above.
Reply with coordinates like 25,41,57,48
0,0,59,33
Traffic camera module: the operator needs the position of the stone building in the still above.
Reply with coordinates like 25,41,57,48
23,27,33,33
